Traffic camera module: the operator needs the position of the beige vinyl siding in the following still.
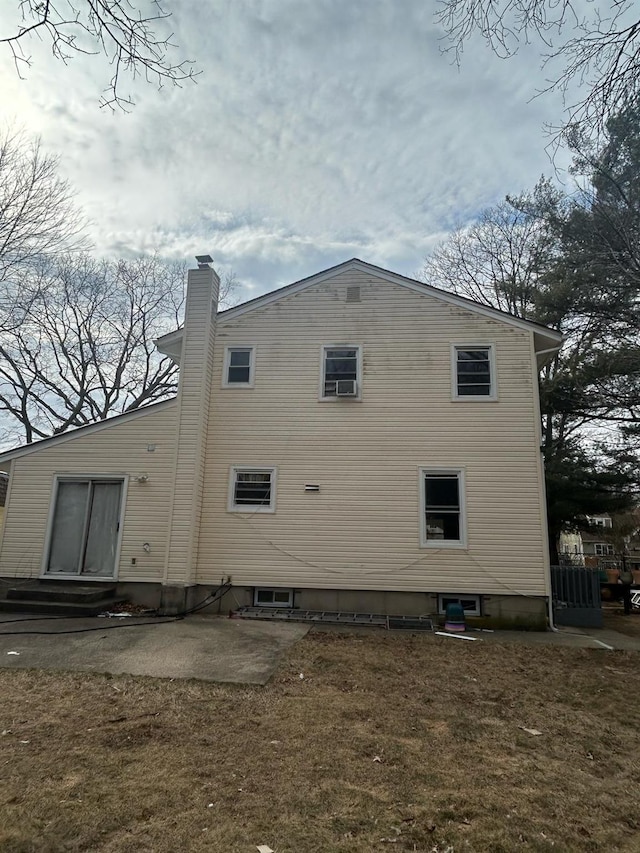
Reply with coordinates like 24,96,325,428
163,268,218,585
197,269,548,596
0,402,177,582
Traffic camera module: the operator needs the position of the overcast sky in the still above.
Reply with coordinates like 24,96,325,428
1,0,575,300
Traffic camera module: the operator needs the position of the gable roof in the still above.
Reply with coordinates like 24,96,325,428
0,398,177,464
156,258,563,359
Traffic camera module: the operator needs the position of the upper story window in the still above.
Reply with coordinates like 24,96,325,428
228,466,276,513
594,543,615,556
321,345,361,399
223,347,255,387
453,345,496,400
420,469,466,548
588,515,612,528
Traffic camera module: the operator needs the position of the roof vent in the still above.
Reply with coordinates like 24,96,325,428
346,285,361,303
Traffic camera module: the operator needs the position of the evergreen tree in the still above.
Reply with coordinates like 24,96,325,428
422,102,640,557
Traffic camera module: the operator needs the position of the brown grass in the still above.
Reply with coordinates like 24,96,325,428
2,633,640,852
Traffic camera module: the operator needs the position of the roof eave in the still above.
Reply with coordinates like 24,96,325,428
0,398,177,463
155,330,183,365
534,330,564,368
154,258,564,362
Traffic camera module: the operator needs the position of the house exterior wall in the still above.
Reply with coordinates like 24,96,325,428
0,402,177,582
196,268,549,599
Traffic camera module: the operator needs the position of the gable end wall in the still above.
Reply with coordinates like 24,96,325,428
196,269,549,597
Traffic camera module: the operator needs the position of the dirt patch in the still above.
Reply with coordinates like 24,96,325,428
603,604,640,639
1,633,640,852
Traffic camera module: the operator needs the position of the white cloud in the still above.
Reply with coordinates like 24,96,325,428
0,0,575,294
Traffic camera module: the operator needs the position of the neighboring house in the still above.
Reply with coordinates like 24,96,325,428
559,515,614,568
558,531,585,566
582,535,616,569
561,512,640,577
0,259,563,627
584,513,614,566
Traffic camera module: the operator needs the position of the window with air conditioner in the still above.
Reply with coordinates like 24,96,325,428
452,345,496,400
420,469,466,548
321,345,361,399
228,466,276,512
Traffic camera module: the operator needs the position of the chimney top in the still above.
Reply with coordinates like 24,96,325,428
195,254,213,269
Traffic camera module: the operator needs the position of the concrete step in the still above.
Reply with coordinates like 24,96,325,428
7,584,117,604
0,596,128,616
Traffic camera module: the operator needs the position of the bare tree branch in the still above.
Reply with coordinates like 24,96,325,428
436,0,640,139
421,178,564,320
0,125,87,330
1,0,199,109
0,253,241,444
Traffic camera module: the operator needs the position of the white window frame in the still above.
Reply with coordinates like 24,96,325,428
227,466,277,513
451,343,497,401
419,467,466,548
438,593,481,617
319,344,362,401
40,473,129,581
253,587,294,607
222,346,255,388
594,542,615,556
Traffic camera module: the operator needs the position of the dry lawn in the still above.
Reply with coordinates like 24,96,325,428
1,633,640,853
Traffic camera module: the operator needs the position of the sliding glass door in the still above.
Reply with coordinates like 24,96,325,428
46,479,123,578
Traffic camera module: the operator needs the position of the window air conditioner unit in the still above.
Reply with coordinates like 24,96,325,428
336,379,357,396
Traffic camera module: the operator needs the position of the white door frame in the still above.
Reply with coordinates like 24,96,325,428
40,474,129,581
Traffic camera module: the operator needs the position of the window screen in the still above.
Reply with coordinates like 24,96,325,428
227,348,253,384
233,471,272,507
424,472,461,542
456,348,492,396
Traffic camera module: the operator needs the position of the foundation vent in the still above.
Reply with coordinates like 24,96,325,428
346,285,361,303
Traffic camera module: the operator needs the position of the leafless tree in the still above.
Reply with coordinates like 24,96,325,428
1,0,198,109
421,179,562,320
0,126,87,328
436,0,640,139
0,253,240,444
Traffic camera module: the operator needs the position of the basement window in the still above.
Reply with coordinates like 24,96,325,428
438,594,481,617
253,587,294,607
